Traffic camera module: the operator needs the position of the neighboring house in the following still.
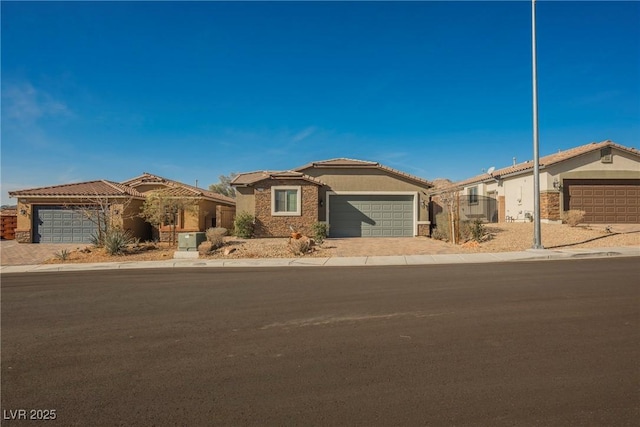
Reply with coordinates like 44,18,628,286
232,158,433,238
432,140,639,224
9,173,235,243
121,173,236,241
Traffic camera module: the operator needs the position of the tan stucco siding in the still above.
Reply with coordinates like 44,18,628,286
123,199,150,240
547,149,640,183
234,187,256,216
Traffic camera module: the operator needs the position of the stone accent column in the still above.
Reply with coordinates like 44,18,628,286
498,196,506,223
15,229,31,243
540,191,561,221
417,223,430,236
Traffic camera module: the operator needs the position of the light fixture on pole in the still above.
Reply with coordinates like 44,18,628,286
531,0,543,249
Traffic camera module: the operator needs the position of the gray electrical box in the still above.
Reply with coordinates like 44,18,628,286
177,232,207,251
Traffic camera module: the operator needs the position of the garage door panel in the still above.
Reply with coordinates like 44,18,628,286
330,195,414,237
566,180,639,224
33,206,98,243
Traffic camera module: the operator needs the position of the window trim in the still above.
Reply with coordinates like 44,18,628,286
271,186,302,216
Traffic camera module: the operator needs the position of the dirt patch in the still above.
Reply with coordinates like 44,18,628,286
458,223,640,253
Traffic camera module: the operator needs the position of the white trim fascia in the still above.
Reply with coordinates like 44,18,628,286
325,191,419,236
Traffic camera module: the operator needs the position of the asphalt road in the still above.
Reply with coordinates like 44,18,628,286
2,259,639,426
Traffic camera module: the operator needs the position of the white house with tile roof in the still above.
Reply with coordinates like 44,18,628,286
436,141,639,224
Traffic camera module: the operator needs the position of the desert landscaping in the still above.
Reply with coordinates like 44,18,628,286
37,222,639,264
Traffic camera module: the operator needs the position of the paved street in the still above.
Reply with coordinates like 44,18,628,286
2,259,639,426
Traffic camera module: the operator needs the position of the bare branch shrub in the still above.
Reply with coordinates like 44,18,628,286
562,210,586,227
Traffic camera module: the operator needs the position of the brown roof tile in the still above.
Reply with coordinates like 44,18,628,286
9,180,145,198
231,171,324,186
122,172,235,205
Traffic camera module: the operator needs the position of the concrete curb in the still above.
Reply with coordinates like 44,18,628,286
1,246,638,274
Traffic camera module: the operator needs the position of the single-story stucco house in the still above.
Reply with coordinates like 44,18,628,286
9,172,235,243
231,158,433,238
432,140,639,224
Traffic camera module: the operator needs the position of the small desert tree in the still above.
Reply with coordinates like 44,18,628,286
66,193,134,246
437,189,461,245
208,173,238,198
139,188,198,245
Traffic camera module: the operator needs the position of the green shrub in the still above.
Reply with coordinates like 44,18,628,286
310,222,328,244
233,212,254,238
104,228,133,255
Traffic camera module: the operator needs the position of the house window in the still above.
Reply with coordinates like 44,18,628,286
163,208,184,228
272,186,301,216
468,186,479,204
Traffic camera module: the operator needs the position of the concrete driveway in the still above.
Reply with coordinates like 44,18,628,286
1,240,84,266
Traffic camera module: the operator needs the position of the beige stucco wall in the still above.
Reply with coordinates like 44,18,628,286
234,187,256,217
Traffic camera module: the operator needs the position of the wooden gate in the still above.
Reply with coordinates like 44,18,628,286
1,212,17,240
216,205,236,230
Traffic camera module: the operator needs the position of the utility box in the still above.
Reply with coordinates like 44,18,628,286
178,232,206,251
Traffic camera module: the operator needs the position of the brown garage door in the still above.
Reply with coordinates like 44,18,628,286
564,179,639,223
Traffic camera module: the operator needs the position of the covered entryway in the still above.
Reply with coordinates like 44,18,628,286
564,179,639,224
33,206,98,243
328,194,415,237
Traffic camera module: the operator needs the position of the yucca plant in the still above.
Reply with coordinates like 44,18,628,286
103,228,133,255
54,249,71,261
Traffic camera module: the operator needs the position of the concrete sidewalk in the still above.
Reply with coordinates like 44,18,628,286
1,246,638,274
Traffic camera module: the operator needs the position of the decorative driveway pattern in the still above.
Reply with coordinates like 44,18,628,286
1,240,82,266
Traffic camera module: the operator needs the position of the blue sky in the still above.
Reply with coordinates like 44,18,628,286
2,1,639,205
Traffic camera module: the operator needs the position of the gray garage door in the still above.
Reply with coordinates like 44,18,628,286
329,195,414,237
33,206,98,243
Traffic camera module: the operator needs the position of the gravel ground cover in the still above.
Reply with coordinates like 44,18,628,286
41,223,639,264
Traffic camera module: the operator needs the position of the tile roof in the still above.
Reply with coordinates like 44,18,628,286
451,140,639,190
121,172,235,205
296,158,379,168
9,180,146,198
231,171,325,186
295,158,433,187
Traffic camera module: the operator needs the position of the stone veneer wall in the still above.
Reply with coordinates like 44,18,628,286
540,191,561,221
417,223,430,237
15,229,31,243
253,180,319,237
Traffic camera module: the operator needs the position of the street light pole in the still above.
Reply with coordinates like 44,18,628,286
531,0,543,249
